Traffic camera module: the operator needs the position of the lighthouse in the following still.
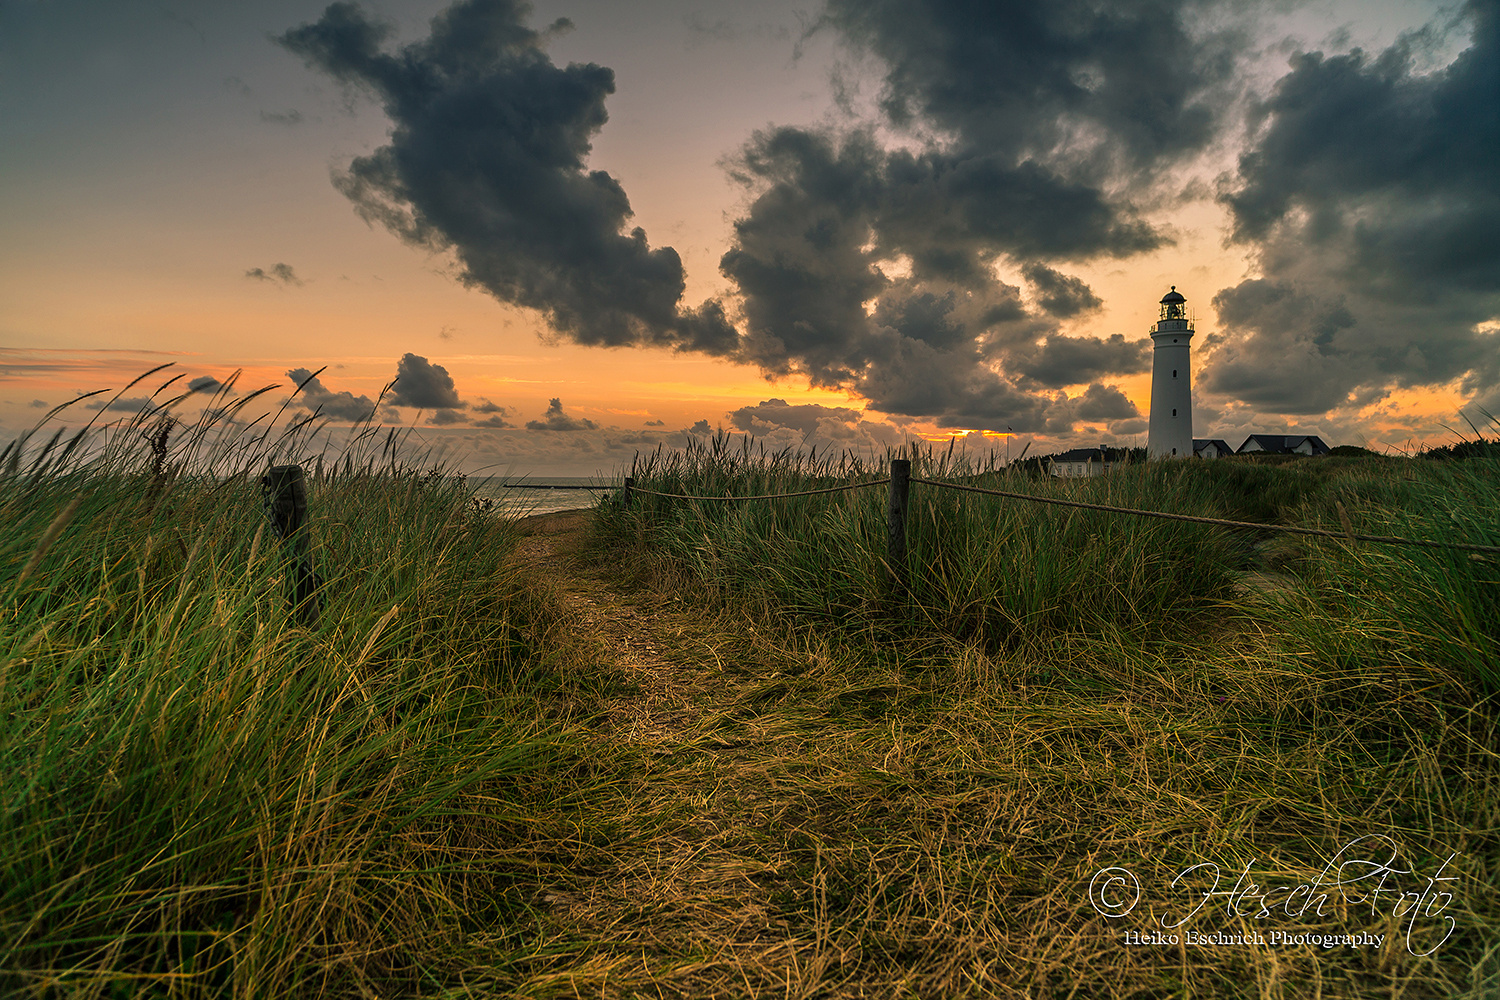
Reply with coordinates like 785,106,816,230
1147,286,1193,459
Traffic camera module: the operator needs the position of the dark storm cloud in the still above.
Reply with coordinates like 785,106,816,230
278,0,737,356
279,0,1239,437
389,353,463,409
714,0,1246,431
1023,263,1102,318
245,262,302,285
1074,382,1141,421
1013,333,1150,387
824,0,1243,175
188,375,230,394
287,368,378,421
728,398,862,436
525,398,596,431
1207,1,1500,411
719,125,1151,430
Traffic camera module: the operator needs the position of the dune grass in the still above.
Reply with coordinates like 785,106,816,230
6,373,1498,997
0,374,625,998
570,432,1500,997
604,434,1499,688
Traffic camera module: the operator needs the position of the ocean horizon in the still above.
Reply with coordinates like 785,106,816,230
470,475,622,517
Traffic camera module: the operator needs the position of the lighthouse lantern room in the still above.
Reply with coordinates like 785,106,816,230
1147,286,1193,459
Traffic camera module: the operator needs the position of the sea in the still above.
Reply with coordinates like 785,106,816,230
468,476,623,518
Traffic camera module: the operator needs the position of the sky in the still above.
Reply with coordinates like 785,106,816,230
2,0,1495,476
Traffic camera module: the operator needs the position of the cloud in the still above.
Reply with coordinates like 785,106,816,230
1023,263,1103,318
713,0,1221,433
474,414,509,427
474,397,508,414
643,418,664,426
728,398,863,438
389,352,464,408
687,419,712,435
287,367,379,422
28,399,47,408
827,0,1244,177
245,262,303,285
294,0,1500,443
188,375,231,395
278,0,738,357
278,0,1239,438
260,109,304,125
525,397,596,431
84,396,153,413
428,408,469,425
1206,2,1500,414
1074,382,1142,422
1012,333,1150,388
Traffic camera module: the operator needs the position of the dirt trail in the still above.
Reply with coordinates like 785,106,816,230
505,510,821,984
507,508,728,746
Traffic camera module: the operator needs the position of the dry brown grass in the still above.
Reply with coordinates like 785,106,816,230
488,511,1499,999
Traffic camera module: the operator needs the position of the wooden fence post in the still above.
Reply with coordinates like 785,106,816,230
886,458,911,600
262,464,320,626
622,476,635,507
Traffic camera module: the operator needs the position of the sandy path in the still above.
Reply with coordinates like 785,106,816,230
508,508,724,746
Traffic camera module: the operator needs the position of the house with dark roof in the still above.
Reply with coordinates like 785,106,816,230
1193,438,1234,459
1047,446,1131,478
1236,434,1331,456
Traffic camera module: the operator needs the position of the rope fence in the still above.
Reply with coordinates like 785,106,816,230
907,477,1500,556
620,459,1500,594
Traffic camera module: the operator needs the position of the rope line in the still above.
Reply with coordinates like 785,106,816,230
908,477,1500,556
630,478,890,502
624,472,1497,555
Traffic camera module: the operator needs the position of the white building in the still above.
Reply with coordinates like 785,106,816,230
1237,434,1331,456
1148,287,1193,459
1047,447,1128,478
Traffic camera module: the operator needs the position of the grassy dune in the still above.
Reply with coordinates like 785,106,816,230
4,379,1498,997
574,434,1500,997
0,386,621,997
606,435,1500,689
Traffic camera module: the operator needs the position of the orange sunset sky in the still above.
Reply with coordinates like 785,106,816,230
3,0,1495,475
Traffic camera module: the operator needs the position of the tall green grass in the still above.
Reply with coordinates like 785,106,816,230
579,433,1500,996
1,372,608,997
1275,454,1500,694
600,431,1500,695
604,436,1246,648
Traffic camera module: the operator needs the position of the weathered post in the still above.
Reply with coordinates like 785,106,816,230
886,458,911,601
262,464,320,626
622,476,635,507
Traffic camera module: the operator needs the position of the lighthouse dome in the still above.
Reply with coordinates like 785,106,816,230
1160,286,1186,305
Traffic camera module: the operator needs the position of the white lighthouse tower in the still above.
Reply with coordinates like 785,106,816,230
1148,286,1193,459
